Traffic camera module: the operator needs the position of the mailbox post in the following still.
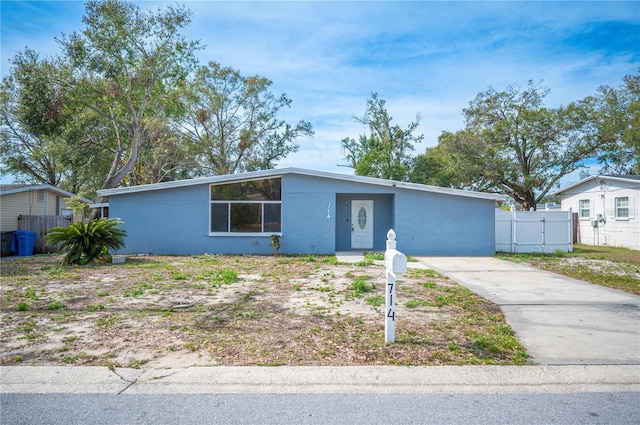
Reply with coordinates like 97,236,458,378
384,229,407,343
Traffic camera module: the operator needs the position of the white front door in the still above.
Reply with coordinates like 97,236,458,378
351,200,374,249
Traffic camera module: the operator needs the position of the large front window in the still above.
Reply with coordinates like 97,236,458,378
210,177,282,234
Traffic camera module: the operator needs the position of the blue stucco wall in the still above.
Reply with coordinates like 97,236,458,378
108,172,496,256
394,189,496,256
280,174,395,254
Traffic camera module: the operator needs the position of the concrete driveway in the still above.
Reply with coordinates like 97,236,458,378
415,257,640,365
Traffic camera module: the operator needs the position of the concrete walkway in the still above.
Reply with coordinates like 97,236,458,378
416,257,640,365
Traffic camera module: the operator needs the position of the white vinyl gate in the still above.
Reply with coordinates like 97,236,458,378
496,208,573,253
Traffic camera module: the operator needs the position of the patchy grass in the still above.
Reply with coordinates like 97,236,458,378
0,253,528,367
498,244,640,295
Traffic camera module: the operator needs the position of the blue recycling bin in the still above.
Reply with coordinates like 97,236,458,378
15,230,37,256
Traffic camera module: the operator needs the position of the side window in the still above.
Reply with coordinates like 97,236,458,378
579,199,591,218
615,197,629,219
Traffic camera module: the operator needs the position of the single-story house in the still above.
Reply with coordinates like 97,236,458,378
552,175,639,250
97,168,504,256
0,184,92,255
0,184,91,231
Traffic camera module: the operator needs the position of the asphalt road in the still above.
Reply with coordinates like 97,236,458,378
2,392,639,425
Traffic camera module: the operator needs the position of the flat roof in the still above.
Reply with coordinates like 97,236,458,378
97,167,505,202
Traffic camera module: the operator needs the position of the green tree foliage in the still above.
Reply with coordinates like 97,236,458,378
0,49,67,186
342,93,423,181
65,196,91,219
0,49,116,198
57,0,201,200
590,71,640,174
410,144,459,187
1,1,313,196
179,62,313,175
423,81,602,210
45,218,127,265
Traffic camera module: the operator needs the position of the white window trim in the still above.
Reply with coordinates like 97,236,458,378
578,199,591,220
614,196,630,221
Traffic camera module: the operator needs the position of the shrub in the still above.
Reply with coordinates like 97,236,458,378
270,234,280,256
45,218,127,265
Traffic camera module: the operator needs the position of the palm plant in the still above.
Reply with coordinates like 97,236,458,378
45,218,127,265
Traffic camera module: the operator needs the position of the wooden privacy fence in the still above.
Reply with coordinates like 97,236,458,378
495,208,574,253
18,215,71,254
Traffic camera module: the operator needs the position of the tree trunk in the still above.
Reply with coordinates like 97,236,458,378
90,126,143,220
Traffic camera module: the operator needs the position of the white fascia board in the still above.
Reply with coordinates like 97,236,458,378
97,167,505,202
97,169,285,197
552,175,640,196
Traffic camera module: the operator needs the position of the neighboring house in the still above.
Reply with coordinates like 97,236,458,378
97,168,504,256
552,175,640,250
0,184,91,231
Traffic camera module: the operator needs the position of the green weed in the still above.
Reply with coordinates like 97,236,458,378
408,269,443,279
173,271,188,280
88,304,105,312
95,314,121,329
365,294,385,306
347,275,375,297
364,251,384,261
24,287,38,300
47,300,65,310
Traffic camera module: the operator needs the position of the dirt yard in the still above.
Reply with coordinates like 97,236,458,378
0,254,527,368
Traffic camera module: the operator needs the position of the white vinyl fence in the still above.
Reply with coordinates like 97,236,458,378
496,208,573,253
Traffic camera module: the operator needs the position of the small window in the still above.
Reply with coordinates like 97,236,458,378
615,197,629,219
37,190,45,202
579,200,591,218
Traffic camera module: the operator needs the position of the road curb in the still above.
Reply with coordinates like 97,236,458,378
2,365,639,394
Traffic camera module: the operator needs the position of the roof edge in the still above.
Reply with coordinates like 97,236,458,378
552,175,640,195
1,184,92,203
97,167,505,202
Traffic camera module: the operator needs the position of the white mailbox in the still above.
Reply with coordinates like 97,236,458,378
385,249,407,274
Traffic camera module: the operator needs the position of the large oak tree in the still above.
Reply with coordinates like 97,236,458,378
57,0,201,209
416,81,606,210
178,62,313,175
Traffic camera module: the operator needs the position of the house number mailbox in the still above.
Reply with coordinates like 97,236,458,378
384,229,407,344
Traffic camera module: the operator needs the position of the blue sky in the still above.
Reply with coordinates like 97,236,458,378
1,1,639,184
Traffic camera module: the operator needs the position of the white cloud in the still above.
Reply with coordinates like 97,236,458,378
1,0,638,179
